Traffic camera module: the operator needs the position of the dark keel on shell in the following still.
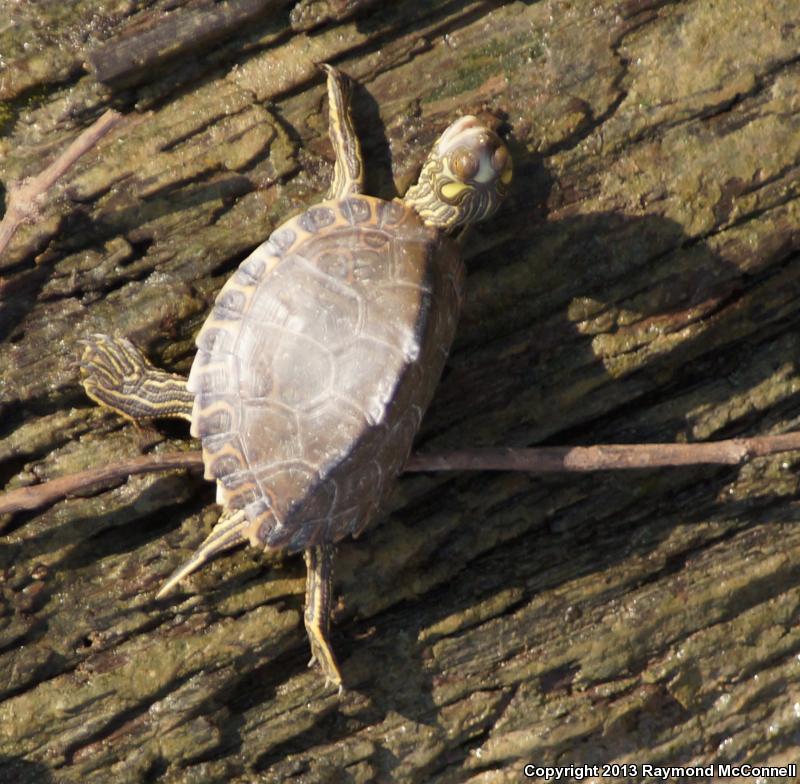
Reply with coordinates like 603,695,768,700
188,194,465,553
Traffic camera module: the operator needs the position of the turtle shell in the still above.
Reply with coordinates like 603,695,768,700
186,194,464,552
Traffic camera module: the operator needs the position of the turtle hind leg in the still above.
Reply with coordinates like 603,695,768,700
156,508,250,597
322,64,365,200
79,333,193,423
304,543,344,690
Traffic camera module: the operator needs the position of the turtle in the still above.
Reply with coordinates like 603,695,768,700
79,64,512,688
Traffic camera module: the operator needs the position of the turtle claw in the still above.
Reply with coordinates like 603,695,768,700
304,615,344,689
81,334,150,378
308,654,345,693
79,334,150,417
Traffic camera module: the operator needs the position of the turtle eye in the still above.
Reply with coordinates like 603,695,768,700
450,149,480,181
492,145,509,174
493,144,512,185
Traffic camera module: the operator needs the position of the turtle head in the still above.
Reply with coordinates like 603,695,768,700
404,116,512,232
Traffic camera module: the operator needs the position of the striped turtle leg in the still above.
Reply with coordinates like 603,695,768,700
322,64,365,199
79,334,193,423
304,544,343,689
156,509,250,597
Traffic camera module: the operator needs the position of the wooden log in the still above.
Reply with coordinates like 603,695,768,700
0,1,798,781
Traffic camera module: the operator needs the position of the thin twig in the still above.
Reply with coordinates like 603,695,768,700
0,109,122,258
0,452,204,514
3,432,800,516
404,433,800,471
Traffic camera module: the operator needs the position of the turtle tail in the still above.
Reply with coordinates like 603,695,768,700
157,509,250,597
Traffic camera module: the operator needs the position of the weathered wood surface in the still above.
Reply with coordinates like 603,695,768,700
1,1,799,781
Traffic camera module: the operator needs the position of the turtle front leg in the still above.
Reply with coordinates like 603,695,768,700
304,544,344,690
79,333,193,423
322,64,365,200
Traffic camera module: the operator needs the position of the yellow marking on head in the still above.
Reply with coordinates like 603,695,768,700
501,166,513,185
440,181,469,202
